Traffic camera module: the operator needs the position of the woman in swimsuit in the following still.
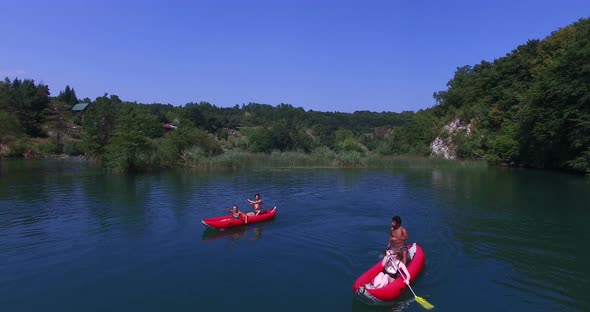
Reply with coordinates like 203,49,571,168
372,247,411,289
226,205,248,223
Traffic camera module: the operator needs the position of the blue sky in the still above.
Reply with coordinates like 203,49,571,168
1,0,588,113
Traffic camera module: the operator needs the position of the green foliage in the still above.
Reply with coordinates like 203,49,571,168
81,94,121,155
104,129,154,171
0,78,50,137
245,126,273,153
0,111,23,145
7,137,31,157
38,139,62,155
118,104,163,139
381,109,438,156
334,151,366,168
517,18,590,171
486,123,519,164
565,148,590,175
145,103,175,123
57,85,78,106
63,140,83,156
243,121,313,153
103,104,164,171
156,123,223,167
310,146,337,161
336,137,367,154
432,17,590,174
3,17,589,174
454,127,484,159
72,115,82,126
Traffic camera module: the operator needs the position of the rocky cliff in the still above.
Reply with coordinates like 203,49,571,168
430,118,472,160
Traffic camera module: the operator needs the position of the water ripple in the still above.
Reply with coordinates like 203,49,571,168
1,162,589,311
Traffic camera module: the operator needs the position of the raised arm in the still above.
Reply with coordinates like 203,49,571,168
381,253,391,267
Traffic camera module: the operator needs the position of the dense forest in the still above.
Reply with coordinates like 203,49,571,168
0,78,416,171
1,17,588,175
431,17,590,175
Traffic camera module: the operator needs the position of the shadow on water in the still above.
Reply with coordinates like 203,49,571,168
201,225,264,241
351,296,415,312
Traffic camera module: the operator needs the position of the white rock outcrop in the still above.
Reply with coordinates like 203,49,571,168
430,118,472,160
431,137,455,159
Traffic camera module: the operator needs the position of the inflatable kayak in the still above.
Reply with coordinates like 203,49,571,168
201,207,277,230
353,243,425,304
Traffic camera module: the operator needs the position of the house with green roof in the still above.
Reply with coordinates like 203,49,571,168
71,103,89,114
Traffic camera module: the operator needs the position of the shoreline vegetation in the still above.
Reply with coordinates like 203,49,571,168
1,18,589,175
11,151,488,171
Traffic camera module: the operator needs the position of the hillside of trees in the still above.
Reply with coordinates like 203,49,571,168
431,17,590,175
0,78,418,171
1,17,588,175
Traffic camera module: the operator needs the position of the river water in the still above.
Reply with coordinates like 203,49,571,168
0,159,588,311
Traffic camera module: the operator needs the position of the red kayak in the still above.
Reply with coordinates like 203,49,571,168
353,243,425,304
201,207,277,230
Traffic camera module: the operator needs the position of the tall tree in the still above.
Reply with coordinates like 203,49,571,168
81,94,121,155
57,85,79,106
7,78,51,137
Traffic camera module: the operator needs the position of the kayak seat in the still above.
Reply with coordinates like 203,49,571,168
407,243,417,261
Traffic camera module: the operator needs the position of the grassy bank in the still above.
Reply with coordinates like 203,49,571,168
178,149,488,170
1,138,488,172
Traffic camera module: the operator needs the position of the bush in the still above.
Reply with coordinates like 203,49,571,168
310,146,336,163
38,140,62,154
334,151,367,167
63,141,83,156
72,115,82,126
336,137,368,154
8,138,31,157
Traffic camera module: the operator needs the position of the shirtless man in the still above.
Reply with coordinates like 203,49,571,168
247,193,263,215
387,215,409,265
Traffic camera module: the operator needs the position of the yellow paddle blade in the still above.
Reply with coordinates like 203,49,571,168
415,296,434,310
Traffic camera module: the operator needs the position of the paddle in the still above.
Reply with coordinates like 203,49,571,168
397,266,434,310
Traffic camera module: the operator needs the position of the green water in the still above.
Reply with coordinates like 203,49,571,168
0,159,589,311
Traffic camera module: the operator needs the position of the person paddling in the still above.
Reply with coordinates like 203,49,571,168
387,215,409,265
247,193,263,215
371,247,411,289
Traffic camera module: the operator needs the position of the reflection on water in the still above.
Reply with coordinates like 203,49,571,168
1,159,589,311
428,167,590,311
351,296,414,312
201,225,264,241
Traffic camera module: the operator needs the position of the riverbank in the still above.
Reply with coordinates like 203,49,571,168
1,148,488,172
